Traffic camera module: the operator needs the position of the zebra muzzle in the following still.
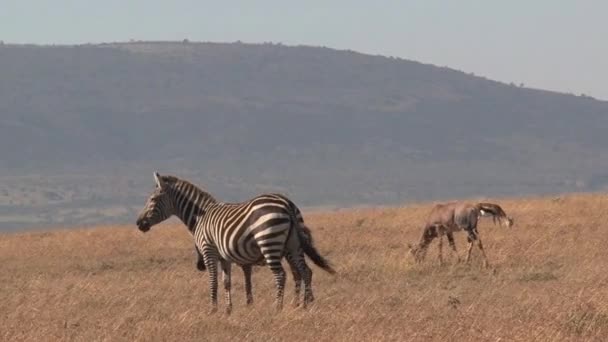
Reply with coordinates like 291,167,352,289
136,218,151,232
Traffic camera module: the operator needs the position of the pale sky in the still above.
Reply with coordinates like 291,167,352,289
1,1,606,99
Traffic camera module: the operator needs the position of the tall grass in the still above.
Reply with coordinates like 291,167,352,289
2,193,608,341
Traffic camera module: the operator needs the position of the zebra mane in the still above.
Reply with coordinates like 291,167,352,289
158,174,218,232
161,175,218,204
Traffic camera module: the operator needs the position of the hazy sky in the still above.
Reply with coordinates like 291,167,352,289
2,1,606,99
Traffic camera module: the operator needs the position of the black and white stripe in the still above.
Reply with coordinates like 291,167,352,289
136,172,335,313
193,222,316,307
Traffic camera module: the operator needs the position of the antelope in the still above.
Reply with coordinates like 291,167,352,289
408,202,514,267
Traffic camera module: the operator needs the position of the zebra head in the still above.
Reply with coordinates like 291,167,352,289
136,172,176,233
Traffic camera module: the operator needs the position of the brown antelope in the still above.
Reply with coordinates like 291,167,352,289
408,202,514,267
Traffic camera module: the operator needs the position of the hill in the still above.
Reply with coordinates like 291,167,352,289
2,193,608,340
1,41,607,229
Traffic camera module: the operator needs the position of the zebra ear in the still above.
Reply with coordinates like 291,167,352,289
153,171,165,189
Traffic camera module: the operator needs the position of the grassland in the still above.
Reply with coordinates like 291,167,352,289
2,193,608,341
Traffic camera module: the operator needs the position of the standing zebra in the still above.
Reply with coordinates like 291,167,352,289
193,222,317,307
136,172,335,313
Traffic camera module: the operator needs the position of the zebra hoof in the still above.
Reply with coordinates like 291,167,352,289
246,298,254,306
208,307,218,315
225,306,232,315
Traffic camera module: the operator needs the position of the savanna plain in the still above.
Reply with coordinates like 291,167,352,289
2,194,608,341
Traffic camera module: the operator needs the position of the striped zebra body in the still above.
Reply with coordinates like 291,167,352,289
136,172,335,314
197,194,293,266
193,209,314,306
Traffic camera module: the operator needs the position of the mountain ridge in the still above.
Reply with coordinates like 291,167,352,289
0,41,606,230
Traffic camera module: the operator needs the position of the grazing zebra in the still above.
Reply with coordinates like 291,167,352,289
135,172,335,314
408,202,514,267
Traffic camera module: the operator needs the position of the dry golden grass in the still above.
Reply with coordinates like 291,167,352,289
3,193,608,341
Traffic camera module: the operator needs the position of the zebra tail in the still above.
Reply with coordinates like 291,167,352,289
298,224,337,275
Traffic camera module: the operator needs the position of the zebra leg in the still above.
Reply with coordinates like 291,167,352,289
202,246,220,314
292,266,303,307
286,229,315,307
241,264,254,305
220,259,233,315
285,252,304,307
299,258,314,307
261,254,286,311
446,232,460,262
256,231,288,311
269,262,286,312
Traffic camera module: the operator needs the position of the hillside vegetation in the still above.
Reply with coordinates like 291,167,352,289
2,193,608,341
1,42,608,229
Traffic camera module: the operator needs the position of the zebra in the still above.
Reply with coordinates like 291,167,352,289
192,222,317,307
135,172,336,314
